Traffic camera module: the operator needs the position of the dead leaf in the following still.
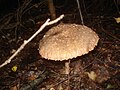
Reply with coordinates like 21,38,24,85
114,17,120,23
86,71,97,81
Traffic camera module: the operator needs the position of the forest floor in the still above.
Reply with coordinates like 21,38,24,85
0,0,120,90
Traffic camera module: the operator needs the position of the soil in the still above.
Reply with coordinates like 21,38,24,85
0,0,120,90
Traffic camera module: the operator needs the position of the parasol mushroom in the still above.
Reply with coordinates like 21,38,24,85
39,24,99,74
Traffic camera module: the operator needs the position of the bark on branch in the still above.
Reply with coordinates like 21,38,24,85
0,14,64,68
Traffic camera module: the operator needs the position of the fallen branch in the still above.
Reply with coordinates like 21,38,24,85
0,14,64,68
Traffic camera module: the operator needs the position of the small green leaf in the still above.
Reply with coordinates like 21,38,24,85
11,65,17,72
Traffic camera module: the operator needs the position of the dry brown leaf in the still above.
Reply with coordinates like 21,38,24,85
86,71,97,81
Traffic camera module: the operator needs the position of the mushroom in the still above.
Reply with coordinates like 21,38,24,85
39,24,99,75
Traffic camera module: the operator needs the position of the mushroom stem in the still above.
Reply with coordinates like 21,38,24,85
65,60,70,75
65,60,71,90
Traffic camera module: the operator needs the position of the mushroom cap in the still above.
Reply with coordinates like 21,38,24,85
39,24,99,61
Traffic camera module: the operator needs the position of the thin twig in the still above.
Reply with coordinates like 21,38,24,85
113,0,120,14
101,26,120,42
0,15,13,40
0,14,64,68
76,0,84,25
46,74,79,90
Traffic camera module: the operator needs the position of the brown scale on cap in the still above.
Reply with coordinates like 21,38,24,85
39,24,99,61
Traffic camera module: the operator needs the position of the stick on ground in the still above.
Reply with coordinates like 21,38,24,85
0,14,64,68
